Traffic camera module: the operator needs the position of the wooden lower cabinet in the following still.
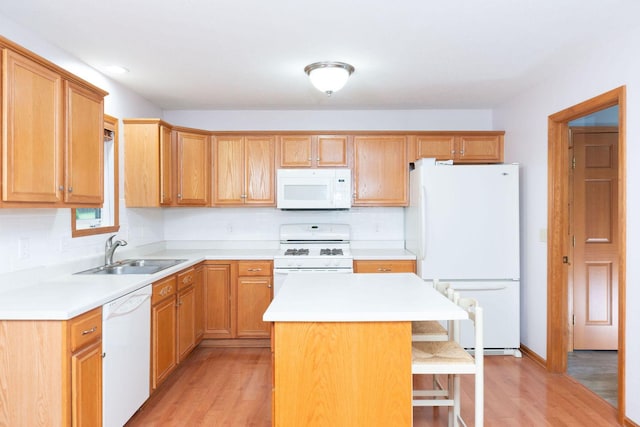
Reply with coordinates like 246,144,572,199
71,340,103,427
353,259,416,273
237,261,273,338
177,268,197,361
194,265,205,341
204,260,273,340
204,262,234,338
151,275,178,390
0,307,102,426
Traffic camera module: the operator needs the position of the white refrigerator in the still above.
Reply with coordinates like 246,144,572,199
405,158,521,356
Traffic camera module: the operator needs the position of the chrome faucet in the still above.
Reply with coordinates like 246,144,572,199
105,235,128,265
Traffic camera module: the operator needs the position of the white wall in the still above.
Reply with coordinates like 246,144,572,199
163,207,405,245
0,14,164,275
494,26,640,423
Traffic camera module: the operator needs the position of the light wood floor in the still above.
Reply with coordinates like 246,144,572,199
126,346,620,427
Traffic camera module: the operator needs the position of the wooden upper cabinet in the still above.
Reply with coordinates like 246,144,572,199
124,120,210,207
160,125,174,205
279,135,349,168
65,80,104,205
415,132,504,163
124,120,163,206
2,49,63,204
213,135,275,206
353,135,408,206
1,45,106,208
175,130,210,205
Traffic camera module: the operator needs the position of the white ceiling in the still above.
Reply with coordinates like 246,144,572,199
1,0,639,110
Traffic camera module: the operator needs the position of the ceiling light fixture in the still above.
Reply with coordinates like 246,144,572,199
304,61,355,96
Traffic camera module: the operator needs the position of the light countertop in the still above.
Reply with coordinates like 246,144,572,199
263,272,465,322
0,244,416,321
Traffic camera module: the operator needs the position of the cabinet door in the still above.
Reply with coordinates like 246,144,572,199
415,135,456,161
151,296,177,389
317,135,349,167
237,276,272,338
353,260,416,273
458,135,503,163
123,122,162,207
177,285,196,361
3,49,63,203
213,136,244,204
65,81,104,205
279,135,313,167
160,125,174,205
353,136,408,206
176,131,210,205
194,266,205,342
71,340,102,427
245,136,275,205
204,264,233,338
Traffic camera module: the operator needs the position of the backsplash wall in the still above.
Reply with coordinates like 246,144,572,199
163,207,405,246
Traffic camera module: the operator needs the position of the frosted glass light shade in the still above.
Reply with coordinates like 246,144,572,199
304,62,355,96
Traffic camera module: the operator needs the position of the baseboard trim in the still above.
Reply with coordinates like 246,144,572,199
198,338,270,348
520,344,547,368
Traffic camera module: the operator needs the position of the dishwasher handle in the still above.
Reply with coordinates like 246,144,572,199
104,291,151,320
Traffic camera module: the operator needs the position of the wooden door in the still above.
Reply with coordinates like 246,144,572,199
213,136,244,204
176,131,209,205
237,276,272,338
353,136,408,206
3,49,63,203
571,127,618,350
317,135,349,167
458,135,503,163
160,125,174,205
194,266,205,342
279,135,313,167
245,136,275,205
415,135,455,161
65,81,104,205
71,340,102,427
177,285,196,361
151,296,177,389
204,264,233,338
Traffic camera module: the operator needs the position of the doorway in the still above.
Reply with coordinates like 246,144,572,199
546,87,626,423
567,117,619,407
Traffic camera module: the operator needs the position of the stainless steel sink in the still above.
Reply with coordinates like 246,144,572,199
75,259,187,275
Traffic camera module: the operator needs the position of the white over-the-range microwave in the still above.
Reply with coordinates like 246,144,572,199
276,168,352,209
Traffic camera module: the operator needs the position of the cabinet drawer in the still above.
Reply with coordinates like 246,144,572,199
354,260,416,274
238,260,272,276
177,267,195,290
152,275,177,305
69,307,102,352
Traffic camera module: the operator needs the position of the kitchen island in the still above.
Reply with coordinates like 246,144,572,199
263,272,467,427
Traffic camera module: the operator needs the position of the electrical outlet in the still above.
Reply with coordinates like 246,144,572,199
19,238,30,260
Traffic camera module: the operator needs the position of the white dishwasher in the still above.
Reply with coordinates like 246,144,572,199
103,285,152,427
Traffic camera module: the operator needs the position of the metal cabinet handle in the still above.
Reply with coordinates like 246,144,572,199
82,326,97,335
248,268,262,272
377,267,391,272
68,186,73,193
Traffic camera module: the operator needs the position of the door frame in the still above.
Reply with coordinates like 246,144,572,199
547,86,626,422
